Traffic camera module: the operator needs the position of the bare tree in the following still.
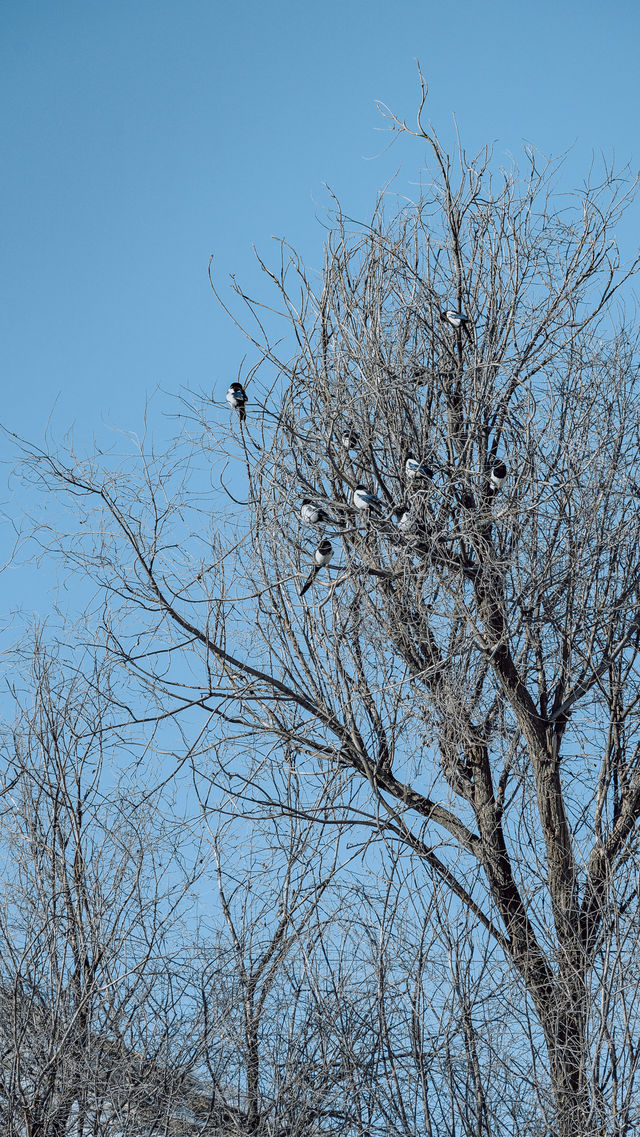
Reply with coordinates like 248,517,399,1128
0,638,404,1137
0,639,207,1136
189,810,530,1137
19,76,640,1134
189,811,367,1137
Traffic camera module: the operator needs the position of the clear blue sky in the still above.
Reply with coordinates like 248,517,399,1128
2,0,638,445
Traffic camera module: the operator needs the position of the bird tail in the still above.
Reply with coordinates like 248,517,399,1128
239,404,247,423
299,566,319,597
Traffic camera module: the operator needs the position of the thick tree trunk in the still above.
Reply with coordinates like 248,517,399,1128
540,976,591,1137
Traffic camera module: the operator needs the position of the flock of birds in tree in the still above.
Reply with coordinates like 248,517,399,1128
226,308,507,599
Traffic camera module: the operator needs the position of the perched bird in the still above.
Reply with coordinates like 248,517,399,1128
394,505,430,552
299,539,333,597
301,497,346,530
353,484,383,514
226,382,248,422
341,426,360,451
440,309,472,340
489,459,507,494
394,505,415,533
405,453,434,482
300,497,331,526
440,308,467,329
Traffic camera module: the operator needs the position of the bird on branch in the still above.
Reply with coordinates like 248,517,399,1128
341,426,360,451
440,309,473,341
301,498,332,525
226,381,248,422
353,484,384,514
489,460,507,494
299,539,334,597
405,452,434,483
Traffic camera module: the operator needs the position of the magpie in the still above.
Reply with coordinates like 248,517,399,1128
353,484,383,513
489,459,507,494
301,497,331,526
226,382,248,422
394,505,430,553
440,309,472,340
394,505,415,533
301,497,346,530
405,453,434,482
299,539,333,597
341,426,360,450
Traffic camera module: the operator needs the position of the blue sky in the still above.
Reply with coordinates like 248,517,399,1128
1,0,639,613
2,0,639,442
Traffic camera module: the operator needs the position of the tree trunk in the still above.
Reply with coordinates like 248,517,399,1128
540,977,591,1137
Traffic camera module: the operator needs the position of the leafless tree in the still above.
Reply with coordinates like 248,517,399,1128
189,809,535,1137
1,639,411,1137
18,75,640,1134
0,639,210,1135
188,811,365,1137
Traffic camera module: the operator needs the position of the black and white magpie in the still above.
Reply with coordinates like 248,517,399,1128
394,505,415,533
353,484,383,513
299,539,334,597
440,309,472,340
440,309,467,329
226,382,247,422
301,498,331,526
341,426,360,451
405,452,434,482
489,459,507,494
394,504,430,552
